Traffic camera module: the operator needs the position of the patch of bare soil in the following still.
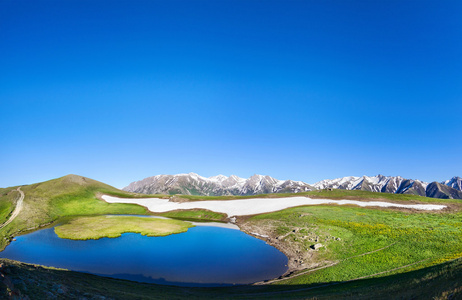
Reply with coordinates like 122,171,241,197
168,196,190,203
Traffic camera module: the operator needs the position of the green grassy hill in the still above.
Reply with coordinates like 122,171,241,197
0,174,153,249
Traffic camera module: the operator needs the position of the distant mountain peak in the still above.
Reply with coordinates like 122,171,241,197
443,176,462,192
208,174,228,182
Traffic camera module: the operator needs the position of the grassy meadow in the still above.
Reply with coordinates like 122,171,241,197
243,204,462,287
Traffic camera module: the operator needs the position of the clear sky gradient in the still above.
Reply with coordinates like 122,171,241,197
1,0,461,188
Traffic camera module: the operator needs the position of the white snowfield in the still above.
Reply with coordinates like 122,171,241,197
102,195,446,217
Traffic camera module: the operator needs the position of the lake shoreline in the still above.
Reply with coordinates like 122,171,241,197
100,194,448,279
236,217,319,278
0,223,288,287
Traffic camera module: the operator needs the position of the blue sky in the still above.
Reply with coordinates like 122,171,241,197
1,0,461,188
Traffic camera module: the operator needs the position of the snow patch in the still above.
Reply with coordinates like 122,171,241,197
102,195,446,217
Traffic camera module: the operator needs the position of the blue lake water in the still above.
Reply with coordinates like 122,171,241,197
0,225,288,286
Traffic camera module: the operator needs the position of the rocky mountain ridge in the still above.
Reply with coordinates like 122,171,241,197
123,173,314,196
314,175,462,200
123,174,462,200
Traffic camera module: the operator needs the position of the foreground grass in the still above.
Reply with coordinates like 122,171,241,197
54,215,194,240
1,256,461,299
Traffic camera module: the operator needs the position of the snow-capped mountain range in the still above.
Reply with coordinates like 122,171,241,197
123,173,314,196
314,175,462,199
313,175,429,195
123,173,462,199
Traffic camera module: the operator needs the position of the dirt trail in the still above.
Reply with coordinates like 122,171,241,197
0,187,24,229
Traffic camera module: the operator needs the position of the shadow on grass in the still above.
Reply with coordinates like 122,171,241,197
1,258,461,299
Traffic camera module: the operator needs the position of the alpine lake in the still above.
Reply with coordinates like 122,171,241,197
0,216,288,287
